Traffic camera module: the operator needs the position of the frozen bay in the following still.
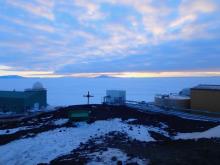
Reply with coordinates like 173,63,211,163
0,77,220,106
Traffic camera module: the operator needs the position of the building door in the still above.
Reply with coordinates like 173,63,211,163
34,103,39,111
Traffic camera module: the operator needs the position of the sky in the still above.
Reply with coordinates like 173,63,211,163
0,0,220,77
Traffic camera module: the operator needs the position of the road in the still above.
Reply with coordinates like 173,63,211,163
126,102,220,123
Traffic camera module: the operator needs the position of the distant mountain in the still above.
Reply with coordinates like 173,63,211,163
95,75,115,78
0,75,25,79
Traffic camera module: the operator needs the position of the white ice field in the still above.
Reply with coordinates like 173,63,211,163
0,77,220,106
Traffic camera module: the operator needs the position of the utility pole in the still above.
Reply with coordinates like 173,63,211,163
83,91,94,104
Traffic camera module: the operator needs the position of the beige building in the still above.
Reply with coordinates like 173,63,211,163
191,85,220,113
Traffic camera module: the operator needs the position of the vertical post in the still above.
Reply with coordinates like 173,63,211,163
87,91,90,105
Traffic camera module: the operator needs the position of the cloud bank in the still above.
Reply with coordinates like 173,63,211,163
0,0,219,77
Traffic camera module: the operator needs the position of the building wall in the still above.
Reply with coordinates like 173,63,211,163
0,89,47,113
25,90,47,109
191,89,220,112
0,97,26,113
106,90,126,105
155,96,190,109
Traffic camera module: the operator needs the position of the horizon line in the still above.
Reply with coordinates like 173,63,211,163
0,71,220,78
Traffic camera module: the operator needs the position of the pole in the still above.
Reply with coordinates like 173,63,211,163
87,91,90,104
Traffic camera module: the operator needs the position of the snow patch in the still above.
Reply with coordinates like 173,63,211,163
121,124,154,142
125,118,137,122
87,148,148,165
53,119,69,126
0,118,158,165
0,126,33,135
159,122,168,129
175,125,220,140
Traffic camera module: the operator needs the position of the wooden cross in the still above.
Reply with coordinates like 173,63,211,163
83,91,94,104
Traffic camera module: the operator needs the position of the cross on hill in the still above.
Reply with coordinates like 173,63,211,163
83,91,94,105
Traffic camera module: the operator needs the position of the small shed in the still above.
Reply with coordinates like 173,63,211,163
68,110,90,121
104,90,126,105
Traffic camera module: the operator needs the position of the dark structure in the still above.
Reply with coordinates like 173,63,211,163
191,85,220,113
0,82,47,114
83,91,94,105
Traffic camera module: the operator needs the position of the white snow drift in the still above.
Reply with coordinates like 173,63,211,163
175,125,220,140
87,148,149,165
0,118,159,165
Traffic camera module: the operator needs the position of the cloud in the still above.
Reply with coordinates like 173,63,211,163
73,0,106,22
179,0,217,14
68,71,220,78
12,18,55,33
0,65,12,70
0,69,61,78
170,0,217,29
170,15,197,28
0,0,219,76
7,0,55,21
98,0,170,36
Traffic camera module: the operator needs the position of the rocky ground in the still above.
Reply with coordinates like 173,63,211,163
51,132,220,165
0,104,220,165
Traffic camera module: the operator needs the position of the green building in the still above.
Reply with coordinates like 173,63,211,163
0,82,47,114
68,109,90,121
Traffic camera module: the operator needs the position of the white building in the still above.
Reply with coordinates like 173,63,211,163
104,90,126,105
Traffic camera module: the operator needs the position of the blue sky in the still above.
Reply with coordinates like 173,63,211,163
0,0,220,77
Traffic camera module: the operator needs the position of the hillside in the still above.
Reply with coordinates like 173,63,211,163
0,105,220,165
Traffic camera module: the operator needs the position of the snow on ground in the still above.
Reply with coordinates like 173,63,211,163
125,118,137,122
0,126,36,135
87,148,149,165
53,118,69,126
175,125,220,140
159,122,168,129
0,127,27,135
0,118,161,165
41,115,53,120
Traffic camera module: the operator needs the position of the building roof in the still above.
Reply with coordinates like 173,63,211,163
191,84,220,91
32,82,44,90
0,91,28,99
24,82,46,92
106,90,126,93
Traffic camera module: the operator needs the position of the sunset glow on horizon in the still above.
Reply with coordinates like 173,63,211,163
1,68,220,78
